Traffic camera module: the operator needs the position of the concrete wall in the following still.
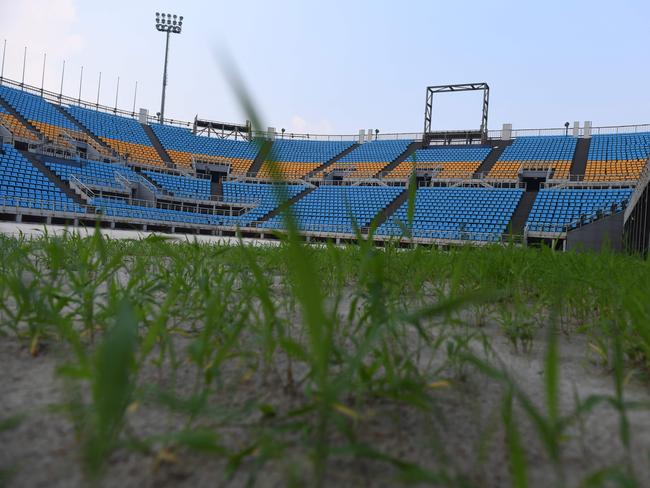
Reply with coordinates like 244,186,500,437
566,212,624,252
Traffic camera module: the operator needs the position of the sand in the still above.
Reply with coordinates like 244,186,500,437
1,320,649,487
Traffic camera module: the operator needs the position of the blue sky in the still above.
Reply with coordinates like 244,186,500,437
1,0,648,134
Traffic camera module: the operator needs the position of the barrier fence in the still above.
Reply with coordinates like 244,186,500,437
1,75,649,143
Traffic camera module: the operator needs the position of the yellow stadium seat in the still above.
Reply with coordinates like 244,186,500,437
0,113,40,143
257,162,319,179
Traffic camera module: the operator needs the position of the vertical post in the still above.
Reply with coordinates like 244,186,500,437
40,52,46,95
481,85,489,143
132,81,138,115
160,30,171,124
424,88,431,135
78,65,83,103
96,72,101,107
59,60,65,100
114,76,120,112
21,46,27,88
0,39,6,84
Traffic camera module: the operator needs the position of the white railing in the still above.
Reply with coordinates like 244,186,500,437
92,194,260,217
624,157,650,222
68,174,96,198
239,220,512,244
0,195,88,215
1,75,649,141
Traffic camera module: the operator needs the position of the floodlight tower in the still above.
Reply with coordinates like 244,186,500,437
155,12,183,124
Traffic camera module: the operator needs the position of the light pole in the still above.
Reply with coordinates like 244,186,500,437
155,12,183,124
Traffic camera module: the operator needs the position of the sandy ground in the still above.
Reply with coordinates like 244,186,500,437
1,320,649,488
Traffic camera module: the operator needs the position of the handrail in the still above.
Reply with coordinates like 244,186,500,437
91,195,256,217
0,77,192,129
0,195,88,214
114,172,135,192
624,156,650,222
68,174,95,198
242,220,509,243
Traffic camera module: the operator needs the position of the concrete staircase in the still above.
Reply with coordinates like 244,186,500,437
473,141,512,177
22,152,86,207
51,104,117,158
374,141,422,177
210,179,222,198
257,186,317,222
371,188,409,229
134,168,163,190
0,96,45,142
247,140,274,177
306,143,360,178
569,137,591,178
505,190,538,236
141,123,174,169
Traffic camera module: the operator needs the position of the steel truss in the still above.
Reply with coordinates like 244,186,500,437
423,83,489,144
193,116,251,141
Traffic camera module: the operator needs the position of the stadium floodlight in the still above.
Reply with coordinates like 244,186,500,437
564,121,570,136
155,12,184,124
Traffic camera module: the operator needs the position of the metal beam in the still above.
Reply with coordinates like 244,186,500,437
423,83,490,144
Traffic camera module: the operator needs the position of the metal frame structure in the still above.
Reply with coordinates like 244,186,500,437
193,116,251,141
155,12,184,124
423,83,490,144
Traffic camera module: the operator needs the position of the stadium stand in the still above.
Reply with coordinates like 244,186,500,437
0,144,86,213
258,139,354,179
0,104,41,143
585,133,650,181
388,146,492,179
377,187,524,241
526,188,633,233
0,85,84,147
143,170,211,200
91,196,213,225
43,157,146,192
321,140,412,179
262,185,402,233
150,123,259,173
222,181,308,224
489,136,576,179
65,105,165,166
0,79,646,247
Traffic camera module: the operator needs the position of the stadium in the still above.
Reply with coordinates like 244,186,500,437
0,78,648,252
1,2,650,487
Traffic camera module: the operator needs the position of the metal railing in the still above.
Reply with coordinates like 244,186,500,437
92,195,258,217
238,220,512,244
0,195,88,215
543,174,639,188
0,77,191,129
527,200,629,236
1,75,649,142
624,157,650,222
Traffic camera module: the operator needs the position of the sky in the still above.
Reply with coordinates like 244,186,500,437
0,0,648,135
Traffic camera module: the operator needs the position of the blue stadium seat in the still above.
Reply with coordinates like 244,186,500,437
378,187,523,241
263,185,402,233
526,188,633,233
0,145,86,214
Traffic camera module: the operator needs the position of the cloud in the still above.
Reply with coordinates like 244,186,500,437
0,0,83,88
288,115,335,134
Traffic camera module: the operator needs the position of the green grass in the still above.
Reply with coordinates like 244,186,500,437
1,233,650,485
